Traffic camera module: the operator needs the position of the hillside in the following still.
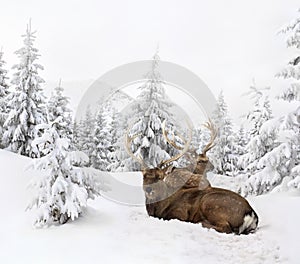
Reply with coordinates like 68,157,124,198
0,150,299,264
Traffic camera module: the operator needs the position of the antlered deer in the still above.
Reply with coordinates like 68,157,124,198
125,121,259,235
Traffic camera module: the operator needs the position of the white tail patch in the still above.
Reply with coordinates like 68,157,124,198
238,212,258,234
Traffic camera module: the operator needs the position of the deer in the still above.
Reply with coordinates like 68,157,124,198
125,122,259,235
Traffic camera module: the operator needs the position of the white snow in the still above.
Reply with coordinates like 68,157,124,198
0,149,299,264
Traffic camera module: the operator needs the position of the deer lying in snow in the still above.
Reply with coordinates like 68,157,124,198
125,120,259,235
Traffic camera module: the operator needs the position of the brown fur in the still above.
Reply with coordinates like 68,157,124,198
143,168,258,235
193,153,214,175
164,167,211,190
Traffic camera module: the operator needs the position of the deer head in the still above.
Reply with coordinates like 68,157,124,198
193,120,217,174
140,167,174,203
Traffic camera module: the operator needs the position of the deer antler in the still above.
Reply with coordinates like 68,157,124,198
202,119,217,156
159,120,192,168
125,126,147,169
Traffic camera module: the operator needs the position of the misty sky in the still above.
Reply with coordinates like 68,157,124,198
0,0,299,122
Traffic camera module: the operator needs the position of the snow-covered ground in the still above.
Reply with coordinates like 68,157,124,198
0,150,299,264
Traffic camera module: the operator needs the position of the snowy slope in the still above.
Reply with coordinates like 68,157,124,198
0,149,299,264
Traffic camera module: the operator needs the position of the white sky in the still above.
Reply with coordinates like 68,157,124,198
0,0,299,123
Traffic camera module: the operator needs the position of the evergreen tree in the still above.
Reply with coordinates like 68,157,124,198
0,49,9,148
238,85,277,196
47,81,72,139
237,126,249,155
3,22,46,157
276,8,300,102
106,107,122,172
122,52,178,170
191,126,210,155
91,103,113,170
90,90,133,172
244,84,272,137
79,105,95,164
240,30,300,195
27,117,106,226
267,8,300,191
239,85,273,177
112,112,132,172
234,125,249,171
239,118,291,196
210,91,237,176
72,120,81,151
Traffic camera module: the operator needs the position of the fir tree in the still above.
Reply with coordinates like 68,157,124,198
210,91,237,176
112,112,132,172
268,8,300,191
91,103,113,170
72,120,81,151
0,49,9,148
90,90,133,172
240,118,290,196
122,52,178,170
234,125,249,171
79,105,95,164
276,8,300,102
3,22,46,157
27,117,106,226
239,85,273,176
106,107,122,172
191,126,210,155
47,80,72,139
244,84,272,137
238,84,277,195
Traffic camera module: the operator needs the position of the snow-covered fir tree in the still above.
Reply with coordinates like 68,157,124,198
191,126,210,154
27,117,106,226
271,9,300,190
103,90,135,172
72,120,81,151
78,105,95,164
238,85,277,195
111,111,132,171
210,91,238,176
185,124,213,169
234,125,249,171
0,49,10,148
121,51,178,170
3,22,46,157
106,108,122,171
91,102,113,171
239,85,273,174
276,9,300,102
47,80,72,139
244,83,272,137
